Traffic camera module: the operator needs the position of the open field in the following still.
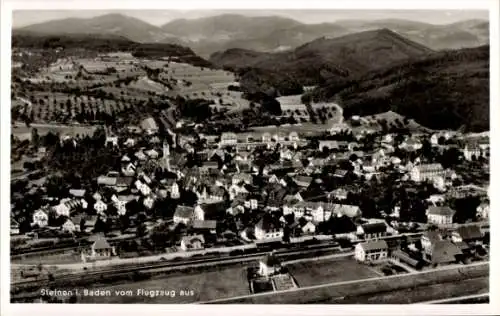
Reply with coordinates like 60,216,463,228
11,252,82,265
208,262,488,304
129,76,169,94
12,123,97,141
287,257,380,287
78,265,250,303
360,111,432,132
338,276,488,304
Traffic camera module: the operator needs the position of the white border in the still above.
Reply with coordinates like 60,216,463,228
1,0,499,315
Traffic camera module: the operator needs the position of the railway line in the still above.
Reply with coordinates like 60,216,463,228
11,242,347,291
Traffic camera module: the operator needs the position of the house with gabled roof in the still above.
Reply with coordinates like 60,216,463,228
356,222,388,240
355,240,388,263
255,215,283,240
180,235,205,251
62,218,78,233
89,237,115,259
451,225,483,245
426,206,455,225
174,205,195,225
259,252,281,276
424,239,463,266
11,218,20,235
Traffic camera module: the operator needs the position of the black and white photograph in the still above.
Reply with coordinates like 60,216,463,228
1,0,498,313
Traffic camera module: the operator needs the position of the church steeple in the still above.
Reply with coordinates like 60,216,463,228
162,141,170,171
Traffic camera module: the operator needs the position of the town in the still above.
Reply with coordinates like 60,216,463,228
9,13,490,305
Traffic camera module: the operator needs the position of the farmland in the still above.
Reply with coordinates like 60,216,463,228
77,265,250,303
287,257,380,287
12,123,97,141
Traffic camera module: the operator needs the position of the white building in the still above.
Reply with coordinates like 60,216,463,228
258,253,281,277
426,206,455,225
354,240,389,263
33,209,49,227
410,163,446,182
94,200,108,215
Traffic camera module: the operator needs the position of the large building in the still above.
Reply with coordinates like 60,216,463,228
426,206,456,225
410,163,445,182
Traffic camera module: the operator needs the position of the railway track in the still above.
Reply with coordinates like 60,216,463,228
11,243,346,289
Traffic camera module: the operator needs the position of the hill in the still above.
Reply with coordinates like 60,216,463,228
163,15,488,57
161,14,302,42
16,14,489,57
210,29,434,96
308,45,489,132
16,13,179,43
11,32,212,68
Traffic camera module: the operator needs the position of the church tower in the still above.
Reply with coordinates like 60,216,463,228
162,141,171,171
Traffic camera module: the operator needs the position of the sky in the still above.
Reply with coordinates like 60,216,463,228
12,9,489,28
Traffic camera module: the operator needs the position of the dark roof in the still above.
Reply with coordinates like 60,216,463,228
174,205,194,218
361,222,387,234
431,240,462,264
256,215,282,232
116,177,134,187
391,250,420,267
427,206,455,216
199,201,227,219
455,225,483,240
423,230,442,243
93,238,112,250
262,253,281,267
359,240,388,251
334,169,348,177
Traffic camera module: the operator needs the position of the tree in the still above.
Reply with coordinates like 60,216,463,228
136,223,147,237
31,128,40,148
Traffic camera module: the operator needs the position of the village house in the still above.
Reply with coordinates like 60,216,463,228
476,202,489,219
356,222,388,240
180,235,205,251
258,253,281,277
141,117,159,135
134,180,152,196
244,198,259,210
410,163,446,182
61,218,77,233
174,205,195,225
121,162,136,177
426,206,455,225
134,150,147,161
143,195,156,210
255,216,284,240
93,200,108,215
399,138,422,151
53,198,88,217
354,240,389,263
423,239,463,266
301,221,316,234
124,138,136,147
111,195,137,216
87,237,116,260
11,218,20,235
194,201,226,221
105,135,119,148
192,220,217,235
463,142,488,161
69,189,86,198
451,225,483,245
